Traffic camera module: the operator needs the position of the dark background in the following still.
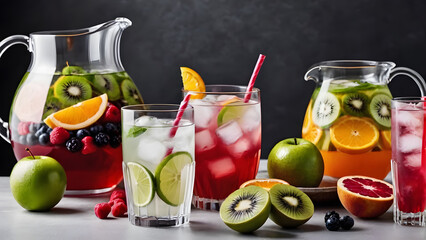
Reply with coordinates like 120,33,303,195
0,0,425,175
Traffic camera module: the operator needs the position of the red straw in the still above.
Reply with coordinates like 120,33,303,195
244,54,266,103
169,93,192,138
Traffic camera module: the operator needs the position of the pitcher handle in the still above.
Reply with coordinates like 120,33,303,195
388,67,426,97
0,35,31,144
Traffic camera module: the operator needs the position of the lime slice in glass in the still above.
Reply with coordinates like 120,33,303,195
217,101,247,126
155,152,193,206
127,162,155,207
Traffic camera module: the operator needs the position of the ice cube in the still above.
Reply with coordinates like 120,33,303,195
191,100,216,129
195,129,216,152
202,94,218,102
239,105,261,133
207,156,236,179
404,153,422,168
399,134,422,153
135,115,158,127
225,137,252,159
396,111,422,131
216,121,243,145
172,125,195,154
216,95,236,102
137,138,167,165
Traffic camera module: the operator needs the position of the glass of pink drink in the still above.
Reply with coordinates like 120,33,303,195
184,85,261,210
392,97,426,226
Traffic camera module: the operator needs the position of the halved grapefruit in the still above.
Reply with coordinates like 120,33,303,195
337,175,393,218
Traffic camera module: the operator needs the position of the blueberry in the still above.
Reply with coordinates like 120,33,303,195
47,127,53,134
76,129,91,139
38,133,50,145
35,126,47,137
69,130,77,138
29,123,39,133
26,133,38,145
90,125,104,135
19,135,27,145
109,135,121,148
325,211,340,223
105,123,119,136
340,216,354,230
66,137,83,152
94,132,109,147
325,216,341,231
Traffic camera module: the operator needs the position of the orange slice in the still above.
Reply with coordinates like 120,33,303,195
380,130,391,150
239,178,289,191
302,100,313,136
180,67,206,99
302,100,323,144
330,116,379,154
44,94,108,130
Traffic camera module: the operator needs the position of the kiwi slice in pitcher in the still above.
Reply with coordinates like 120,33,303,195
312,92,341,129
121,79,143,105
368,93,391,129
269,184,314,228
54,76,92,107
62,65,87,75
92,74,121,101
220,186,271,233
42,96,63,120
342,92,369,117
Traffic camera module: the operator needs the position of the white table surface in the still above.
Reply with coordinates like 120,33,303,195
0,160,425,240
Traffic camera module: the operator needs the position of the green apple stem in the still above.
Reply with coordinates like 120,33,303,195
294,138,297,145
25,148,35,159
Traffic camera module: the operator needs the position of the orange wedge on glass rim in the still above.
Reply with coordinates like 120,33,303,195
180,67,206,99
240,178,289,191
44,94,108,130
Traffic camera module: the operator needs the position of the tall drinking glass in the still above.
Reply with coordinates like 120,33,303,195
184,85,261,210
121,104,195,227
392,97,426,226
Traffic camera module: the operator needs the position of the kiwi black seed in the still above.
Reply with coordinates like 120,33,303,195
92,74,121,101
368,93,391,129
312,92,341,129
219,186,271,233
54,76,92,107
42,96,63,120
269,184,314,228
121,79,143,105
342,92,369,117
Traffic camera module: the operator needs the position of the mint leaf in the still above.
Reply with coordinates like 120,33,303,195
127,126,147,138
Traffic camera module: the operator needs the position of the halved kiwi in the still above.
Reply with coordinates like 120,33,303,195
62,65,87,75
219,186,271,233
269,184,314,228
342,92,369,117
121,79,143,105
54,76,92,107
92,74,121,101
42,96,63,120
312,92,341,129
368,93,391,129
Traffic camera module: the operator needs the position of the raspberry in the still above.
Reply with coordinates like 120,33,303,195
81,136,97,155
110,189,126,202
50,127,70,145
108,198,125,207
18,122,30,135
104,104,121,123
65,137,83,152
94,202,111,219
111,202,127,217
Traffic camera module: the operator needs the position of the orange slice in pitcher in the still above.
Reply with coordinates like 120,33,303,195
302,100,313,136
240,178,289,191
44,94,108,130
380,130,391,150
330,116,379,154
180,67,206,99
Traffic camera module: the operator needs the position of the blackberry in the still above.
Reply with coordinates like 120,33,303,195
324,211,340,223
109,135,121,148
325,216,340,231
90,125,104,135
76,129,91,139
340,216,354,230
105,123,119,136
94,132,109,147
26,133,38,145
66,137,83,152
39,133,50,145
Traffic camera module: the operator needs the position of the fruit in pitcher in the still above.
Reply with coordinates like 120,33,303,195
368,93,391,129
44,94,108,130
342,92,369,117
92,74,121,101
312,92,341,128
380,130,391,149
62,65,87,75
269,184,314,228
337,175,393,218
330,116,379,154
267,138,324,187
54,76,93,107
302,101,323,145
220,186,271,233
239,178,289,191
121,79,143,105
42,97,63,120
180,67,206,99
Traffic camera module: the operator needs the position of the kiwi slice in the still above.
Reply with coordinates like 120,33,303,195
312,92,341,129
42,96,63,119
121,79,143,105
219,186,271,233
62,66,87,75
342,92,369,117
368,93,391,129
269,184,314,228
54,76,92,107
92,74,121,101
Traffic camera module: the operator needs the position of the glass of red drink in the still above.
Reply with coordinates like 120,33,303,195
392,97,426,226
184,85,261,210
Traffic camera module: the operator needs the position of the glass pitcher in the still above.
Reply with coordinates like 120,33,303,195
302,60,426,179
0,17,144,195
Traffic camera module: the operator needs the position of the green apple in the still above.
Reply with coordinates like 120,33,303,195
267,138,324,187
10,155,67,211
